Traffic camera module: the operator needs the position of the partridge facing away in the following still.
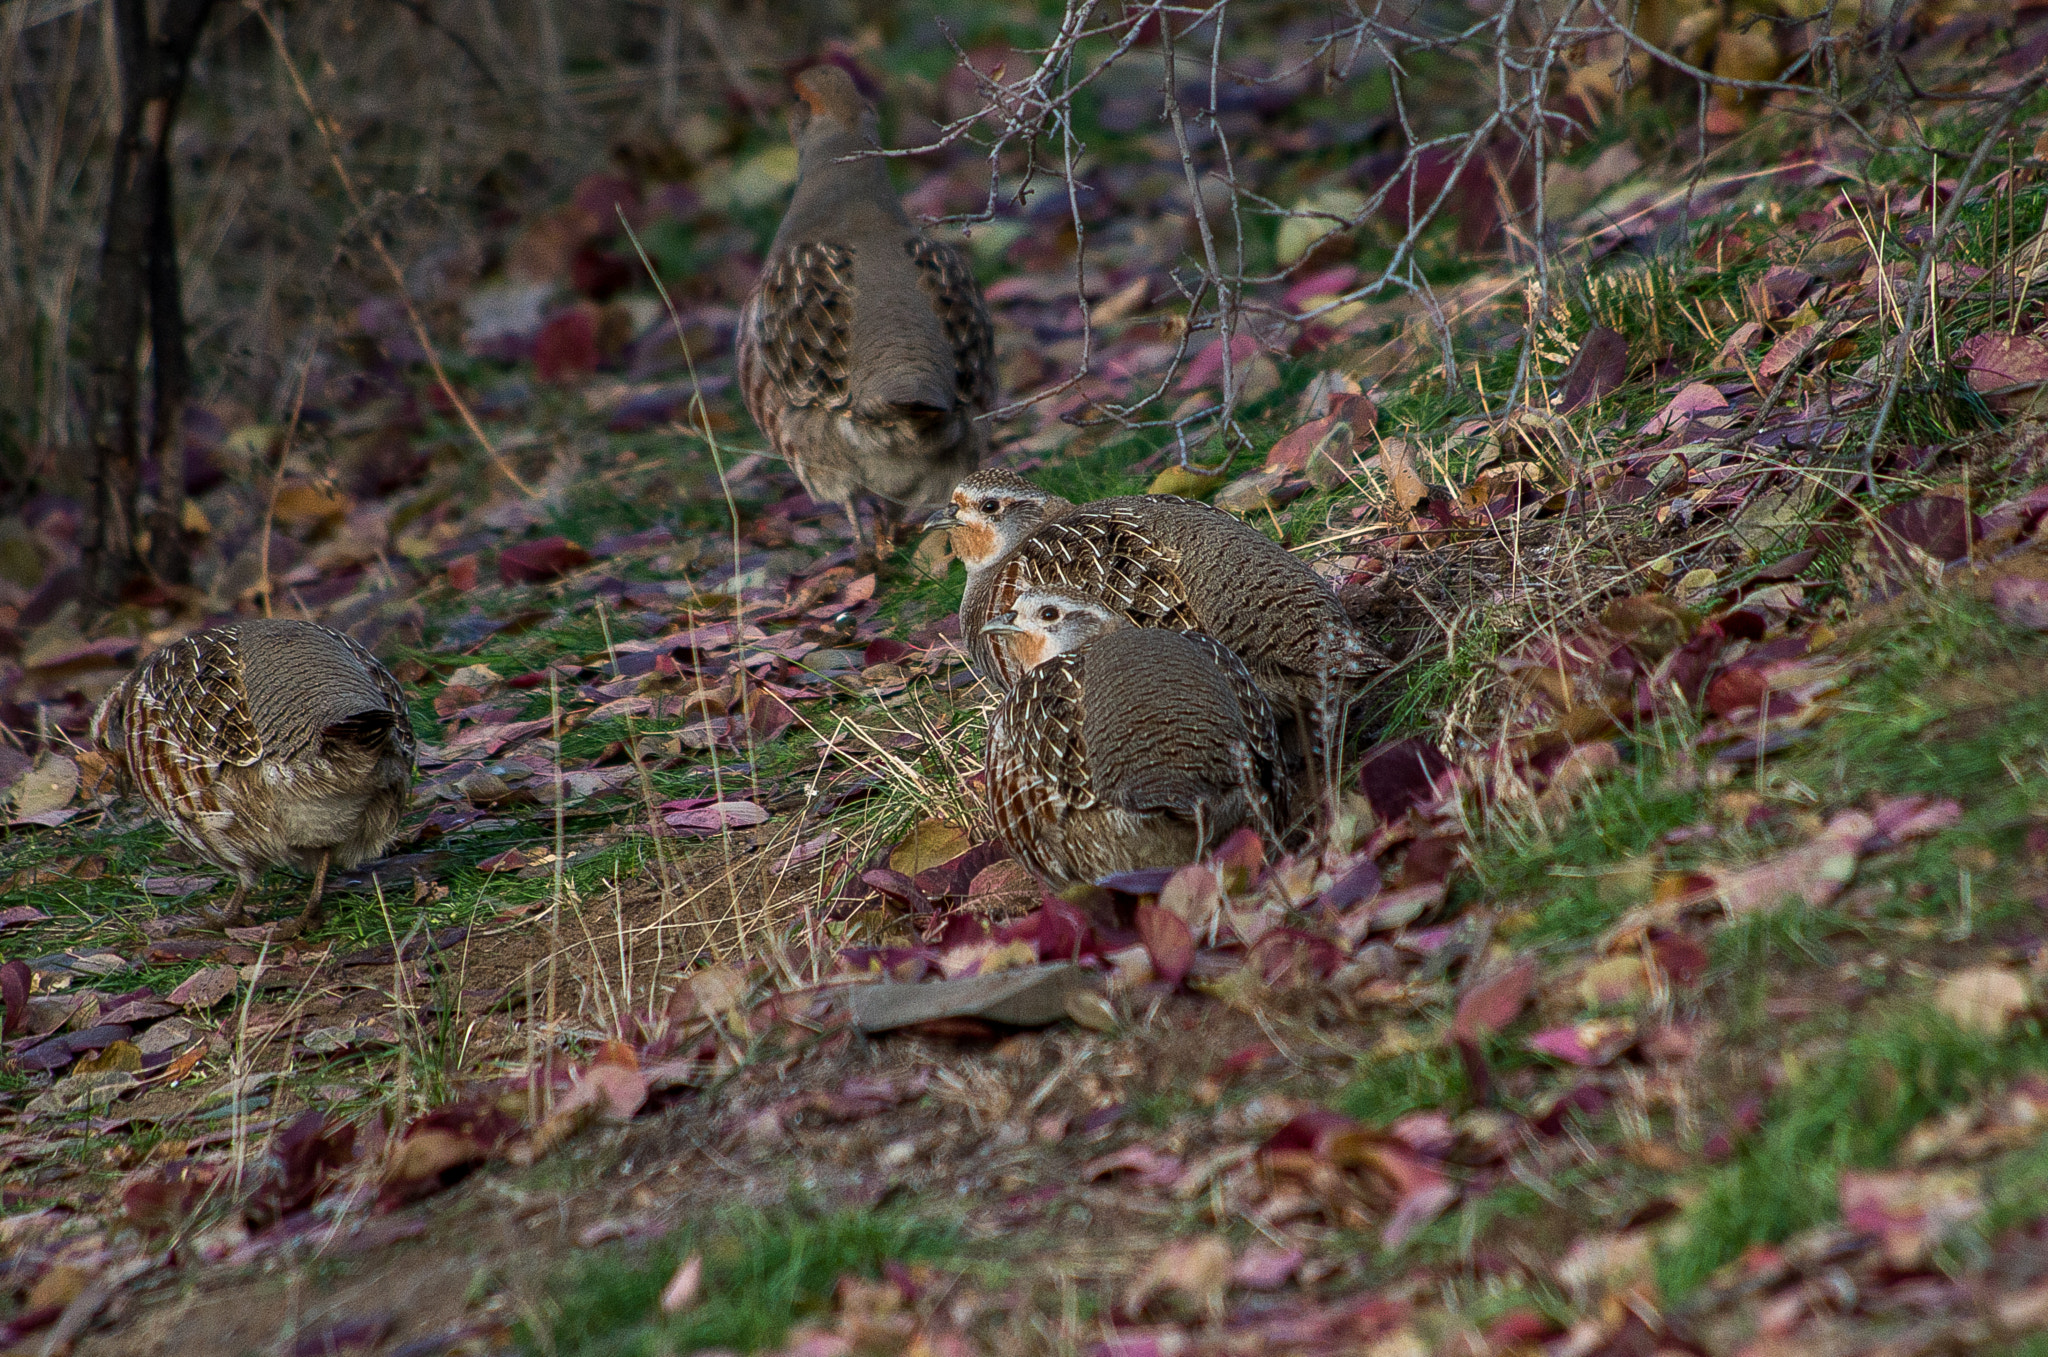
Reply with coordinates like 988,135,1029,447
738,63,995,571
92,619,416,930
981,589,1286,890
949,477,1388,772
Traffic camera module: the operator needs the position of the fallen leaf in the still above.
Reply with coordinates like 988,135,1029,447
1135,903,1194,987
1450,958,1538,1041
1839,1167,1983,1268
1527,1019,1636,1067
168,966,239,1010
660,1254,703,1314
9,754,78,817
664,800,767,834
1558,326,1629,411
889,819,973,876
1715,811,1872,915
1123,1236,1232,1320
1935,966,2029,1036
499,535,593,583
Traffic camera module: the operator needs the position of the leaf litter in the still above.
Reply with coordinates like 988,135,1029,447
2,4,2048,1354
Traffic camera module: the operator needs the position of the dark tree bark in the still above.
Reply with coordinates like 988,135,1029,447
83,0,217,605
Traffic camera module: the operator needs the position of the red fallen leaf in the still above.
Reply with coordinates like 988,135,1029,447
914,840,1012,901
477,848,530,872
746,691,797,741
558,1042,648,1123
499,536,593,584
1993,574,2048,631
1647,932,1709,986
124,1159,227,1232
1484,1309,1563,1347
992,899,1095,963
1532,1083,1609,1135
1527,1019,1636,1067
1450,957,1538,1043
1210,826,1265,883
245,1110,357,1230
378,1099,525,1210
1265,413,1342,474
1557,325,1629,412
863,637,916,666
168,964,238,1009
1,904,49,929
1135,903,1193,986
445,554,479,592
1,959,28,1038
1705,664,1770,717
1357,738,1452,824
534,305,600,383
1756,321,1819,382
1954,332,2048,413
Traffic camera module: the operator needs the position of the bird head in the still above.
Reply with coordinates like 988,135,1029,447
935,470,1073,569
789,63,880,168
985,588,1120,672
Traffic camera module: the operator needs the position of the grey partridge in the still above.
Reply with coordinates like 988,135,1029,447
91,619,416,930
981,588,1286,890
949,475,1389,775
738,63,995,571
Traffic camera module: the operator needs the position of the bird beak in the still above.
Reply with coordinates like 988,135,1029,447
924,507,960,532
980,611,1021,635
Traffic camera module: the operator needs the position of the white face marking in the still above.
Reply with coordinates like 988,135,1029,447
1008,591,1117,665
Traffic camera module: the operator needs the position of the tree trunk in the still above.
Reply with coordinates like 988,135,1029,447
82,0,216,606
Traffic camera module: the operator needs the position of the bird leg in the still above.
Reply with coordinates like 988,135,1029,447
294,850,331,935
843,497,878,575
197,884,250,928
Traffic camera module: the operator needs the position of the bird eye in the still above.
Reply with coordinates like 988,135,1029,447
980,498,1001,514
1037,605,1059,622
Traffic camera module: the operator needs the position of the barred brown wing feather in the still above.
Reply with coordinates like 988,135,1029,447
751,242,855,410
907,237,994,411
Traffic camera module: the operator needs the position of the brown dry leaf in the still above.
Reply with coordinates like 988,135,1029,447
1123,1235,1232,1320
1935,966,2029,1036
74,1040,143,1075
9,753,79,816
890,820,974,876
1374,438,1429,514
168,966,239,1010
270,481,350,530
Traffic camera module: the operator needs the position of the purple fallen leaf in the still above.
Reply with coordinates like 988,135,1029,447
1642,381,1730,435
0,905,48,929
1527,1019,1636,1067
1558,325,1629,412
1992,574,2048,631
663,800,767,833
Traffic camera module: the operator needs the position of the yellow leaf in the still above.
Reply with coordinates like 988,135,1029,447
74,1039,143,1075
889,819,972,876
1147,464,1229,499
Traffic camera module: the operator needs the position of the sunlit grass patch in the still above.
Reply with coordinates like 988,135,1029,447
521,1204,962,1356
1658,1006,2048,1299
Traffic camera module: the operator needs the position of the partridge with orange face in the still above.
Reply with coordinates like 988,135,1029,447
738,64,995,571
980,589,1286,889
942,471,1388,777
